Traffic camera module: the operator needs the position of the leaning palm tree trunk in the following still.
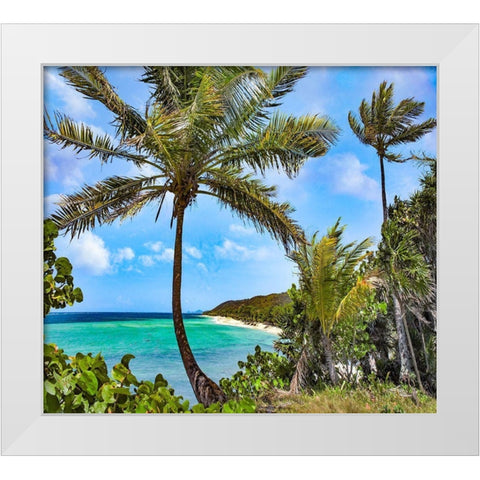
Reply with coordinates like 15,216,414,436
289,344,309,394
172,204,226,406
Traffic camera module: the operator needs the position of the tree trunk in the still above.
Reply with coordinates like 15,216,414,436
367,352,378,376
289,345,309,394
322,334,338,385
172,203,226,407
392,293,413,383
400,306,426,393
379,155,388,224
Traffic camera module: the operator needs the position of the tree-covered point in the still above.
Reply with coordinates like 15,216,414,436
204,292,291,325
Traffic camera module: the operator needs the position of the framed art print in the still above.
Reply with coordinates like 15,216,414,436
1,23,478,455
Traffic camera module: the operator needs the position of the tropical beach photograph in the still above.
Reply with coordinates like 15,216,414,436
43,65,437,414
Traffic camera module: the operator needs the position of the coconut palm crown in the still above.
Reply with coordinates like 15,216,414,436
44,66,339,406
348,81,436,223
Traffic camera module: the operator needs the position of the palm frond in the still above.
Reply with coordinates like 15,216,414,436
264,67,308,107
142,67,215,112
59,67,146,138
51,175,164,237
201,168,305,252
334,277,373,324
288,222,374,336
386,118,437,147
378,221,434,302
215,66,272,140
216,112,339,178
389,98,425,128
44,112,149,167
347,112,367,144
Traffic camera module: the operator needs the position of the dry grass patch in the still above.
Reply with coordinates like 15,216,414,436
259,384,436,413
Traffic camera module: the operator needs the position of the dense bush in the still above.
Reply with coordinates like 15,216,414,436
44,343,255,413
220,345,292,400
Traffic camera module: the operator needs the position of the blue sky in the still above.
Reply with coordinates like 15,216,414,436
44,66,437,312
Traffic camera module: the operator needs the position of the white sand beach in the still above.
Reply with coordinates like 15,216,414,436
205,315,282,335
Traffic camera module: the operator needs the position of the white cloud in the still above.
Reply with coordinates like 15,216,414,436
144,241,163,252
229,224,255,236
44,155,58,180
140,242,174,265
113,247,135,263
155,248,174,262
372,68,434,100
58,231,111,275
45,70,96,119
128,162,159,178
184,245,202,259
318,153,381,201
197,262,208,273
139,255,155,267
44,193,62,217
44,147,86,190
215,239,271,262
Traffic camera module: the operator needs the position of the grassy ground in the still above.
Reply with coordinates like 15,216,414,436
258,382,436,413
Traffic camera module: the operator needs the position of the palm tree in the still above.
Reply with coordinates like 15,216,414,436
44,66,339,406
287,220,373,390
348,81,436,223
376,220,434,391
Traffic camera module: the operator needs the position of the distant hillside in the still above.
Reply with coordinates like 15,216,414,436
204,292,291,326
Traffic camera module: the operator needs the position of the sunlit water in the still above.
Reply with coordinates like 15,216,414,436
44,312,278,404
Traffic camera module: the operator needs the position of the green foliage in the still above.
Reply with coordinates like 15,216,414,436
220,345,292,400
280,222,376,388
274,284,308,362
204,292,291,326
332,291,385,383
44,344,255,413
44,219,83,317
288,220,374,337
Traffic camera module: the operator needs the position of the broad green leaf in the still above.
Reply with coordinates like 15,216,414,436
77,370,98,395
121,354,135,368
44,393,61,413
112,363,129,383
91,402,108,413
44,380,56,396
55,257,73,276
73,287,84,302
100,384,116,403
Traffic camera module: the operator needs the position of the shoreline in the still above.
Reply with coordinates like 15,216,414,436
204,315,282,335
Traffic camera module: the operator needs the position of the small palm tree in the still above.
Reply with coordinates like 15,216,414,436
44,66,339,406
287,220,373,390
348,81,436,223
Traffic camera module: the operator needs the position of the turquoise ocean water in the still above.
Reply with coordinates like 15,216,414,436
44,312,278,404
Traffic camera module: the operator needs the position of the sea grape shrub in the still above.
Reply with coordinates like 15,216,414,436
220,345,292,400
44,344,254,413
43,344,188,413
44,219,83,317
